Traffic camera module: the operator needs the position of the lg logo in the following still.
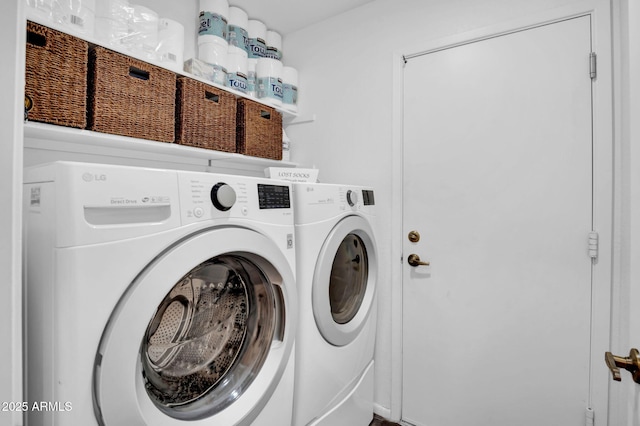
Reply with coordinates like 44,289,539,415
82,173,107,182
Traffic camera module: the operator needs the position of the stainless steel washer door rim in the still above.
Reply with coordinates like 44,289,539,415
312,215,377,347
93,227,297,426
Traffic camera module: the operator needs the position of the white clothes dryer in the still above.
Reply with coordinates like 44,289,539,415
292,183,378,426
23,161,297,426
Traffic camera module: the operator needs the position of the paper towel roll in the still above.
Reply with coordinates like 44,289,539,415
125,5,159,59
198,33,228,47
229,44,248,57
95,0,128,16
56,0,96,37
265,30,282,60
199,0,228,43
194,45,228,86
94,0,130,46
282,66,298,112
184,58,227,85
227,6,249,54
199,40,228,66
27,0,54,22
247,58,258,97
157,18,185,72
256,58,283,106
200,0,229,16
248,19,266,58
226,51,248,93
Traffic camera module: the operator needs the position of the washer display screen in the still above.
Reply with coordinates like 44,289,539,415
257,184,291,209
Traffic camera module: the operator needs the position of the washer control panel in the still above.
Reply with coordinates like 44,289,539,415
178,171,293,225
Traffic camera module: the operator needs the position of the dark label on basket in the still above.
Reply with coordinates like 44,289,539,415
26,31,46,47
129,67,150,80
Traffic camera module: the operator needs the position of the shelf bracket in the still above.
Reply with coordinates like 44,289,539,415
286,114,316,126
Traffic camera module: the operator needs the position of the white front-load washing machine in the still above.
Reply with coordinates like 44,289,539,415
23,161,297,426
292,183,378,426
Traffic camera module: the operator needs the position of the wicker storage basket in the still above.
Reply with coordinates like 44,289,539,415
88,46,176,142
175,77,237,152
236,99,283,160
24,21,88,128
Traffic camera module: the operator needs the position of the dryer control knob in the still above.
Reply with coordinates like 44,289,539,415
211,183,237,211
346,189,358,207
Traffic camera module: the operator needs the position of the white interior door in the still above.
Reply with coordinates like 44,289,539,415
402,16,596,426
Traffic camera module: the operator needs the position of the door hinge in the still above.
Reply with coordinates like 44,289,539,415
585,407,594,426
588,231,599,260
590,52,597,79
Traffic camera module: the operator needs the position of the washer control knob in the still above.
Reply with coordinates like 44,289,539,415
211,183,236,211
346,189,358,207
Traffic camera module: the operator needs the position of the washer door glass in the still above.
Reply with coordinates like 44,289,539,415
141,254,277,420
329,234,368,324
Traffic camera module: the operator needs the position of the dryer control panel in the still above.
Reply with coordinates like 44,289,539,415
293,183,376,225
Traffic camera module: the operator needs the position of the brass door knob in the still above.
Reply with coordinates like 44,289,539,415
605,348,640,384
407,254,430,267
408,230,420,243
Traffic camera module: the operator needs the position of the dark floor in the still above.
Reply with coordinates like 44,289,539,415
369,414,401,426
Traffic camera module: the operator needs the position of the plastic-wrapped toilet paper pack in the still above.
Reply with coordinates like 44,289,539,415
197,42,228,85
184,58,228,86
256,57,283,106
227,6,249,55
199,0,228,45
124,4,158,59
282,66,298,112
247,19,266,58
157,18,185,72
26,0,55,22
27,0,96,36
265,30,282,60
60,0,96,36
93,0,130,47
247,58,257,97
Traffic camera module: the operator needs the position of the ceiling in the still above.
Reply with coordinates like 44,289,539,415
229,0,375,35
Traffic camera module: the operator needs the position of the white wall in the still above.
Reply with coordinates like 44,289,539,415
283,0,621,420
0,2,24,426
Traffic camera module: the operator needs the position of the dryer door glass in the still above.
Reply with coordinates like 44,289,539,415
328,234,369,324
140,254,279,420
